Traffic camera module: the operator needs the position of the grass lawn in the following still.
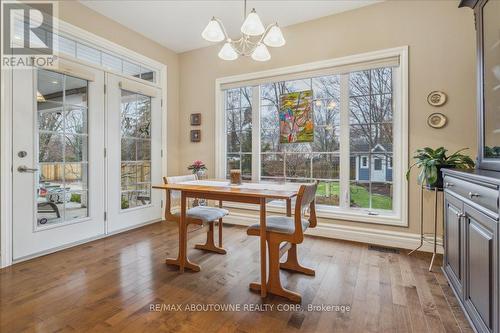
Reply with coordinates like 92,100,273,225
316,181,392,210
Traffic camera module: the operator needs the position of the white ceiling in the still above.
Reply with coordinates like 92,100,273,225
79,0,379,53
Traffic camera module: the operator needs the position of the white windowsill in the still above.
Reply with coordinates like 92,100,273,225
221,201,406,227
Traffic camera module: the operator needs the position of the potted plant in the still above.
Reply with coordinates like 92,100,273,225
187,160,207,207
187,160,207,179
406,147,475,188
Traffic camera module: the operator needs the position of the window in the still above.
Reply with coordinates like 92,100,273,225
218,49,407,224
225,87,253,180
361,156,368,168
259,77,341,206
349,68,393,210
120,90,152,210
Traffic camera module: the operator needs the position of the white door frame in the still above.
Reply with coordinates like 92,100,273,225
0,18,168,268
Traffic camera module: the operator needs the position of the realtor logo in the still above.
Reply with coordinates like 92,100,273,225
2,2,53,54
2,2,57,67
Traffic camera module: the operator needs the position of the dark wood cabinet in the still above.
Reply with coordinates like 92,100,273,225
464,204,498,333
442,169,499,333
447,2,500,330
444,192,464,297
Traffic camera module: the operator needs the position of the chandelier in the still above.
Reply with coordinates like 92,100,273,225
201,0,285,61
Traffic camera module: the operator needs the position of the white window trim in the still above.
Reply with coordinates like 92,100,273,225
215,46,408,227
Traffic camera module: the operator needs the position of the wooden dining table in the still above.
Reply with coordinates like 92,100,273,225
152,180,299,297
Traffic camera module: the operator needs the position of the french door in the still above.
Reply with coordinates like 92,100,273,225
11,63,163,261
105,74,162,233
12,60,105,260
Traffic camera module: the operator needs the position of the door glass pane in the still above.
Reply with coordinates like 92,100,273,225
65,76,88,108
120,90,152,210
36,69,89,226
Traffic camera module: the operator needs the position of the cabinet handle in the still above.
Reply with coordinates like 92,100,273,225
445,182,454,187
468,192,480,199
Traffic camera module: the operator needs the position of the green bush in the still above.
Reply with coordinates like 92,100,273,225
70,193,81,203
121,197,129,209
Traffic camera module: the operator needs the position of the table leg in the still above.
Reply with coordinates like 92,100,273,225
260,198,267,297
165,190,200,272
179,191,187,272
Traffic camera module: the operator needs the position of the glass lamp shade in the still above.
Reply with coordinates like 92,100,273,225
218,42,238,61
240,9,265,36
202,18,225,42
251,43,271,62
263,25,285,47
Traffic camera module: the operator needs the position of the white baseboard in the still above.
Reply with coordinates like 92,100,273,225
225,212,443,254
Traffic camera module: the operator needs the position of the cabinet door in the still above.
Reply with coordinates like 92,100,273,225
464,204,498,333
444,192,464,297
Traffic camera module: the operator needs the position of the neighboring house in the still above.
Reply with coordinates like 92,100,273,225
353,143,392,182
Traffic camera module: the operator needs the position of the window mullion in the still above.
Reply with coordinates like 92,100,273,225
339,74,350,209
251,86,260,182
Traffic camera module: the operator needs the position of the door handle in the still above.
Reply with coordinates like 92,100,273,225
17,165,38,173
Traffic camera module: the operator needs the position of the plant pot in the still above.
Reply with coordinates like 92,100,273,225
196,169,207,180
428,165,455,189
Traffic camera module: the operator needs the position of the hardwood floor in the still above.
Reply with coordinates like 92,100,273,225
0,221,472,333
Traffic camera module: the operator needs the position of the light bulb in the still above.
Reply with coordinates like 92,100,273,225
263,25,285,47
241,9,265,36
202,18,225,42
251,43,271,62
36,91,46,102
218,42,238,61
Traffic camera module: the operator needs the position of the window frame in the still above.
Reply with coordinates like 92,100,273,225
215,47,408,226
361,156,368,168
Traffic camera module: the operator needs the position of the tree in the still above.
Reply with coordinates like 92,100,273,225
349,68,393,151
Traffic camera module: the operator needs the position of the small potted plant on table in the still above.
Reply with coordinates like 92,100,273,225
187,160,207,206
188,160,207,180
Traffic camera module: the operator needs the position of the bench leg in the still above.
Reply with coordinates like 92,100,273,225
194,222,227,254
280,244,315,276
250,239,302,303
218,218,223,248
